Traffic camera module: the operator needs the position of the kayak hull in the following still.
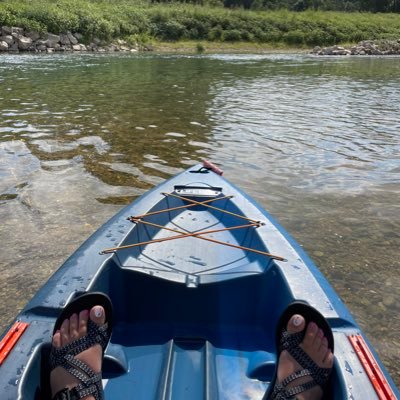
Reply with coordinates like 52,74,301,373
1,164,398,399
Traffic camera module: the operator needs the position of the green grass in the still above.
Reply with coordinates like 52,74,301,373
1,0,400,47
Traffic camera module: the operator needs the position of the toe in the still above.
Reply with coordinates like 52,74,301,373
78,310,89,336
323,349,335,368
69,313,79,341
89,305,106,326
287,314,305,334
52,330,61,348
60,318,70,346
303,321,318,347
319,337,329,352
313,330,323,349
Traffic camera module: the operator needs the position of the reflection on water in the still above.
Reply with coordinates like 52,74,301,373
0,53,399,386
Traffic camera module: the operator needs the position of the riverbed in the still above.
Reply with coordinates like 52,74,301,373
0,53,399,386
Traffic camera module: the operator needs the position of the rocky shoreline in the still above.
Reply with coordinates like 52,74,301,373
0,26,149,53
312,39,400,56
2,25,400,55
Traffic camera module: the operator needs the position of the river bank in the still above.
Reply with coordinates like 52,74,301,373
2,25,400,56
1,1,400,50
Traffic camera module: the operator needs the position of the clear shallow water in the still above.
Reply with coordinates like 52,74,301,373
0,53,399,386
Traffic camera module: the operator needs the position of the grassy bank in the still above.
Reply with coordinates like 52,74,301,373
1,0,400,48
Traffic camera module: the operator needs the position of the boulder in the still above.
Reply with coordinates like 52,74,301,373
46,33,60,47
1,35,14,45
11,27,24,35
72,43,87,51
61,45,73,52
0,40,9,51
59,33,71,45
17,36,33,50
1,26,13,36
26,31,40,41
67,31,78,45
9,42,19,52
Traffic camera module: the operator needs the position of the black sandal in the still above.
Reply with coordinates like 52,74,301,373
49,292,113,400
265,301,334,400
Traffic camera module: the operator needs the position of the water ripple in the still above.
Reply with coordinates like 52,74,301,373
0,53,399,385
208,66,400,193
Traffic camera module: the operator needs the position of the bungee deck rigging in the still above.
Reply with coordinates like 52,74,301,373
101,190,286,261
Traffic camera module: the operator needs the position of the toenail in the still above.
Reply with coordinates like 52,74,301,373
309,322,317,331
94,307,103,318
293,316,302,326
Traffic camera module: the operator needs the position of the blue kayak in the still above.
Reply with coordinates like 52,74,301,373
0,163,398,399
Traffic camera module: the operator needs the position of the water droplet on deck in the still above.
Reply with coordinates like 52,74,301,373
344,361,353,374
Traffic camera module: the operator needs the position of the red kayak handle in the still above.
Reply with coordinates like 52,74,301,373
203,160,223,176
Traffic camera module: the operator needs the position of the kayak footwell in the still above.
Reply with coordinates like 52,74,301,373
103,334,275,399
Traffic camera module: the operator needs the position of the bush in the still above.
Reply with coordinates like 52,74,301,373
304,28,335,46
221,29,242,41
196,42,205,52
284,29,305,45
157,20,186,40
1,1,400,48
208,25,223,40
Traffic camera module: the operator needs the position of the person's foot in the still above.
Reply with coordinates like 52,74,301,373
50,306,106,399
275,314,334,400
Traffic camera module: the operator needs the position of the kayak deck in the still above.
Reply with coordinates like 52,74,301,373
116,191,276,285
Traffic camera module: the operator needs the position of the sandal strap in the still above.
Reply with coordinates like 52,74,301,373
50,320,109,369
271,373,317,400
53,387,81,400
50,319,110,400
269,328,332,399
280,328,331,386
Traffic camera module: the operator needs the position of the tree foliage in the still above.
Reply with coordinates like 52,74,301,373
150,0,400,10
1,0,399,46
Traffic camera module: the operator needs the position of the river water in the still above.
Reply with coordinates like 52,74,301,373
0,53,399,386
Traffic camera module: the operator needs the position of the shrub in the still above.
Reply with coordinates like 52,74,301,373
284,29,305,45
196,42,205,52
1,1,400,47
221,29,242,41
208,25,223,40
304,29,335,46
157,20,186,40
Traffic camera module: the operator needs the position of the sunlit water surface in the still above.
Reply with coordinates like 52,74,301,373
0,53,399,386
